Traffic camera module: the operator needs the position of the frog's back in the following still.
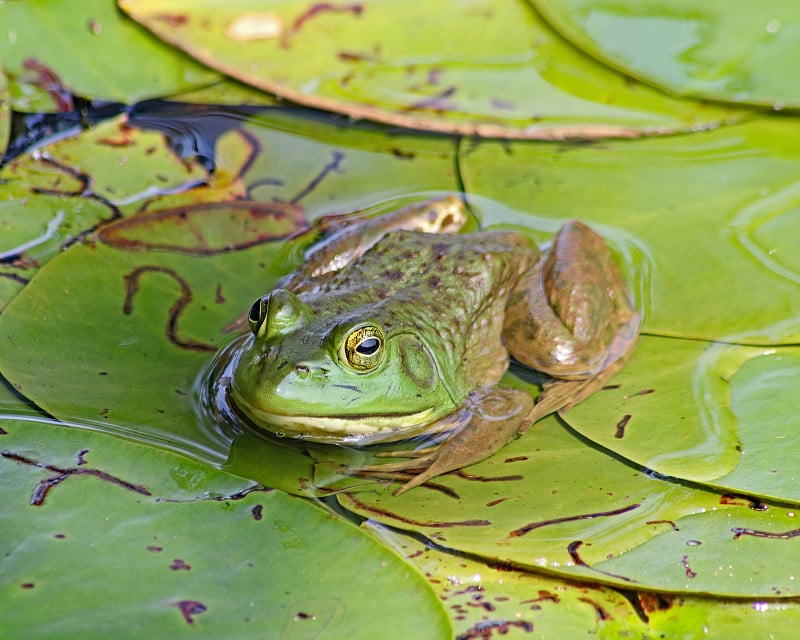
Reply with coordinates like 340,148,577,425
302,228,537,388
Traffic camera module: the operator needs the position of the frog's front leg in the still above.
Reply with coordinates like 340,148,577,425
503,221,639,408
280,195,467,292
356,386,535,495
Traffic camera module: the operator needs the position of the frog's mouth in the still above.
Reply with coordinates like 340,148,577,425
231,394,440,444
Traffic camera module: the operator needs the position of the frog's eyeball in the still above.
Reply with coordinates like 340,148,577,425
341,325,385,372
248,297,269,338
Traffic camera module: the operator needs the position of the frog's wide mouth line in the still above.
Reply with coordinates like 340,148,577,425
230,392,440,443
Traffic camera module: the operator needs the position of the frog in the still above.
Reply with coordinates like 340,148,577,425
227,195,639,494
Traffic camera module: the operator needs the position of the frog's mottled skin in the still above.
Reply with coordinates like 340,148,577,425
228,196,639,493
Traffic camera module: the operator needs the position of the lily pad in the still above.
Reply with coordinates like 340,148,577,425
0,0,219,109
337,414,800,598
460,117,800,343
0,419,451,639
532,0,800,108
119,0,745,139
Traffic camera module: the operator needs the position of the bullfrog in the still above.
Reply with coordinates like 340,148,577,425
228,196,639,493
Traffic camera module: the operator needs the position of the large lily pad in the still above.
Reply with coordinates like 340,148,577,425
532,0,800,108
460,116,800,344
0,419,451,639
119,0,746,139
337,414,800,598
0,0,220,110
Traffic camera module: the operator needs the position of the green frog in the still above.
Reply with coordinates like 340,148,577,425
228,196,639,493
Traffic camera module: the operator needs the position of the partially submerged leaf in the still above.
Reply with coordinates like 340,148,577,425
533,0,800,108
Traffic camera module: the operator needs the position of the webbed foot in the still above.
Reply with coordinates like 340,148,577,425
355,387,536,495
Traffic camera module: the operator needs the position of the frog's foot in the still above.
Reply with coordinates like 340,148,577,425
355,387,535,495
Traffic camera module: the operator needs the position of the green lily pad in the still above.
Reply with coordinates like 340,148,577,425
369,522,800,639
532,0,800,108
119,0,746,139
338,414,800,598
460,116,800,344
0,419,451,639
0,0,219,109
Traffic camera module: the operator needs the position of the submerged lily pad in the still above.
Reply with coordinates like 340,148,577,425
0,419,451,639
460,117,800,344
533,0,800,108
0,114,209,289
0,0,219,109
119,0,745,138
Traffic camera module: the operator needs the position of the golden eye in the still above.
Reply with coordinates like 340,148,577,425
340,325,385,371
248,297,268,337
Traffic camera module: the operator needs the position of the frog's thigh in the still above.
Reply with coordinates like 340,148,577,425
504,222,624,379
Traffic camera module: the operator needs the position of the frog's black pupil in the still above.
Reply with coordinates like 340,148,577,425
249,300,262,324
356,337,380,355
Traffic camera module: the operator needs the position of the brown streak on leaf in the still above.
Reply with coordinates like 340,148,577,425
289,151,345,205
1,451,151,505
567,540,637,584
343,492,490,528
732,526,800,540
22,58,74,112
122,265,216,353
509,503,640,538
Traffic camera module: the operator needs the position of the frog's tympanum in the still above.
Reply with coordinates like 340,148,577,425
227,196,639,493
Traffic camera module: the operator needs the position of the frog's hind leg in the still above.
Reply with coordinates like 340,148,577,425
504,221,639,398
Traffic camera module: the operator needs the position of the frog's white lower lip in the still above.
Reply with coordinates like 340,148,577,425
232,397,439,444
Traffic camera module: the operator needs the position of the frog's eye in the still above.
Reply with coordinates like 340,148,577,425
248,297,268,338
340,325,385,372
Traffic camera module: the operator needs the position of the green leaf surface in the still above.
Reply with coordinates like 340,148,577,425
564,337,800,504
0,419,451,639
337,414,800,598
369,522,800,640
532,0,800,108
0,0,219,108
460,117,800,343
119,0,746,139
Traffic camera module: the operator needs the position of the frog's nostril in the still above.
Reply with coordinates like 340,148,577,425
295,364,310,376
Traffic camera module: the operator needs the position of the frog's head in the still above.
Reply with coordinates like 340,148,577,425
229,289,457,443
